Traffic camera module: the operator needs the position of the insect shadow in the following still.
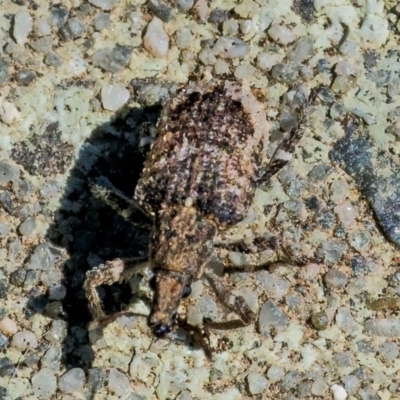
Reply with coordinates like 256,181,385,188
45,104,161,369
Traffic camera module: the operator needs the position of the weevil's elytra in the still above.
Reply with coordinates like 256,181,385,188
85,78,306,345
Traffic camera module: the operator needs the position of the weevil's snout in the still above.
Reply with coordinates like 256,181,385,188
149,269,191,337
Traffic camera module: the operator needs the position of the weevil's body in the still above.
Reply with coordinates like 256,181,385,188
134,80,271,334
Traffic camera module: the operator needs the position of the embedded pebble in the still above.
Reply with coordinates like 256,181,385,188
0,58,10,85
331,384,348,400
193,0,210,22
0,317,18,336
257,52,277,71
32,368,57,398
108,368,132,397
288,36,314,63
176,0,194,12
143,17,169,58
364,319,400,336
93,13,111,31
25,243,57,271
61,18,86,40
268,24,296,45
267,365,285,382
11,330,38,350
35,18,52,37
0,223,9,237
213,37,249,58
41,346,62,371
348,230,370,252
13,9,33,45
18,217,36,236
259,300,289,335
49,284,67,301
324,270,348,289
0,98,20,125
311,311,328,330
60,368,86,393
0,161,20,185
101,85,130,111
44,53,63,66
88,0,118,10
92,45,133,73
0,333,8,349
256,271,289,299
335,60,357,76
247,372,268,395
147,0,175,22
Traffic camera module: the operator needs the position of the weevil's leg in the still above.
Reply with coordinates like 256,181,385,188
84,258,149,321
214,234,317,270
202,269,256,330
89,176,153,228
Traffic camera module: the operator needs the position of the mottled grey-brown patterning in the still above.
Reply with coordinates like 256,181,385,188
135,82,263,226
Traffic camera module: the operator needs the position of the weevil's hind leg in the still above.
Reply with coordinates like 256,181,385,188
84,258,149,322
202,269,256,330
89,176,153,228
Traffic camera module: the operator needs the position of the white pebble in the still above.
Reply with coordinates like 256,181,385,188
32,368,57,398
88,0,118,10
35,18,52,37
247,372,268,395
359,14,388,48
143,17,169,58
335,60,357,76
13,9,33,45
101,85,130,111
268,23,296,45
108,368,132,397
331,384,348,400
240,20,253,34
257,52,277,71
0,99,20,125
12,330,38,350
0,317,18,336
334,201,356,228
193,0,210,22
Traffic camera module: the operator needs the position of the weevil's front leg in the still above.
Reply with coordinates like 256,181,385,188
84,257,149,321
202,269,255,330
89,176,153,228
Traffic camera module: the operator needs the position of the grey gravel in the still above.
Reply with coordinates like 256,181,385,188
32,368,57,398
44,52,63,66
108,368,132,397
60,368,86,393
259,300,289,335
93,13,110,31
0,57,10,85
324,270,348,289
61,18,86,40
176,0,194,13
147,0,175,22
92,45,133,73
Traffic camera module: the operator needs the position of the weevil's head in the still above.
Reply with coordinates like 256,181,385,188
149,269,192,337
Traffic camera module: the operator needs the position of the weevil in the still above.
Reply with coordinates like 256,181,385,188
84,79,309,344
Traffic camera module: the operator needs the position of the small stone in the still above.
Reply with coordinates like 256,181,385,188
348,230,370,252
208,8,230,23
0,281,8,299
324,270,348,289
283,371,303,390
88,0,118,10
147,0,175,22
45,320,68,342
240,20,252,34
330,102,345,119
0,161,20,185
45,301,64,319
44,53,63,66
0,317,16,336
175,27,192,49
11,330,38,350
49,284,67,301
143,17,169,58
213,37,249,59
364,319,400,336
271,63,300,84
87,368,106,395
108,368,132,397
378,342,399,362
92,45,133,73
331,384,348,400
176,0,194,12
101,85,130,111
342,375,359,394
247,372,268,395
61,18,86,40
223,19,239,36
60,368,86,393
0,333,9,349
259,300,289,336
257,52,277,71
0,58,10,85
317,86,335,104
331,75,356,93
312,377,328,396
267,365,285,382
26,243,57,271
193,0,209,22
214,60,230,75
49,5,69,26
268,24,296,45
32,37,53,53
0,357,15,378
93,13,110,31
18,217,36,236
35,18,52,36
0,99,20,125
41,346,62,371
335,60,357,76
288,36,314,63
311,311,328,330
13,9,33,45
32,368,57,398
256,272,289,299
